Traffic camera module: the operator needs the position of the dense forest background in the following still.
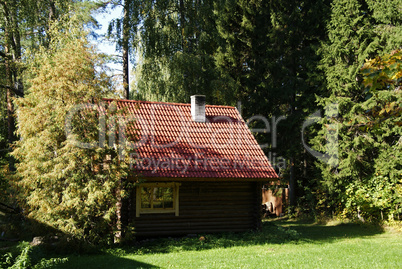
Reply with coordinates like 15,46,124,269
0,0,401,243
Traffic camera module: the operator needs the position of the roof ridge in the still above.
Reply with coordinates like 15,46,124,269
102,98,236,109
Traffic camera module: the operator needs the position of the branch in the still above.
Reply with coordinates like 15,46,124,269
0,83,23,97
101,0,123,8
0,201,18,214
0,84,12,90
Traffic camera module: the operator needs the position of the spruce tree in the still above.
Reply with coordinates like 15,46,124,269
314,0,402,220
215,0,330,211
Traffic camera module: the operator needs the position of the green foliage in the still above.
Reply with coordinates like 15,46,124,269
0,241,68,269
0,0,104,232
361,50,402,93
106,0,140,54
214,0,272,108
215,0,331,211
128,0,228,104
11,16,131,244
314,0,402,221
339,51,402,221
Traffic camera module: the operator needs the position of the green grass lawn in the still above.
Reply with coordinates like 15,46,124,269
53,220,402,269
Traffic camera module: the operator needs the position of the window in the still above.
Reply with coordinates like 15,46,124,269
136,183,180,217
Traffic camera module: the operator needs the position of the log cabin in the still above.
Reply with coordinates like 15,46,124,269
104,95,278,237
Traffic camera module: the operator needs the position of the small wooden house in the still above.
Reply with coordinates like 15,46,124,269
105,96,278,237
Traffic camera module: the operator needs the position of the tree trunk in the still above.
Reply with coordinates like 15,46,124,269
178,0,189,94
288,62,296,209
6,87,16,172
117,1,130,239
49,0,56,21
289,157,295,207
179,0,185,51
122,0,130,99
3,2,17,171
115,178,129,243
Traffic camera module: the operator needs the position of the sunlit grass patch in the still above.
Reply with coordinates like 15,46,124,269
54,219,401,269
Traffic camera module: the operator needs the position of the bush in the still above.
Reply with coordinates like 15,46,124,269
1,241,68,269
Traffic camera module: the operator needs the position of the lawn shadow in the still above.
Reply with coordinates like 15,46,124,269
272,219,384,243
119,218,385,255
1,208,160,269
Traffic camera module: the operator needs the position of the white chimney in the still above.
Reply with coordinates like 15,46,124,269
191,95,206,122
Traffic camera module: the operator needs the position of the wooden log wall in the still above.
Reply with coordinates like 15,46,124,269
129,181,261,237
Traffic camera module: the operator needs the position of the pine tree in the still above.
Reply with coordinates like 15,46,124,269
106,0,141,99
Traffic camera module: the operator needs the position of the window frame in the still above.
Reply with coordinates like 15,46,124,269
136,182,180,217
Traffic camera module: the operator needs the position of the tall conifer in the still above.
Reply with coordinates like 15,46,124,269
215,0,330,210
12,17,130,243
315,0,402,220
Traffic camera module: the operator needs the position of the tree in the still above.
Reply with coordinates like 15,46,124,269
215,0,331,212
12,16,131,243
0,0,98,172
313,0,402,220
345,50,402,220
105,0,141,99
129,0,226,104
339,50,401,221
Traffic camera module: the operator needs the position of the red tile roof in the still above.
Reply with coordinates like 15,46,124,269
103,99,278,180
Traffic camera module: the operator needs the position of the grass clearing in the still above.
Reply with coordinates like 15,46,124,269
52,219,402,269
